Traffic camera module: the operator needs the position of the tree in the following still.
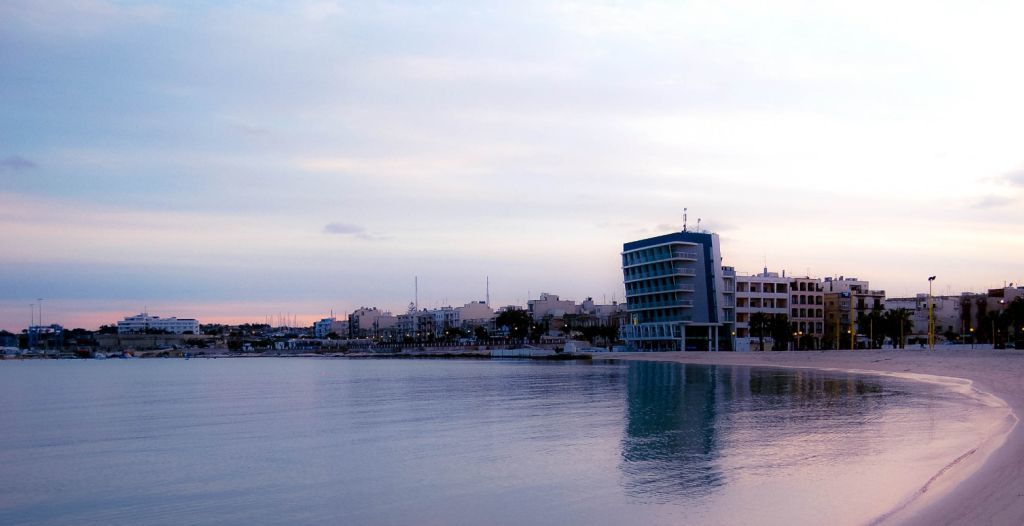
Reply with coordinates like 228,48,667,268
749,312,770,351
882,308,913,349
495,309,532,342
857,309,886,349
769,314,792,351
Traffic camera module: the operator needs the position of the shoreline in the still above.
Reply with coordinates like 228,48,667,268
606,349,1023,526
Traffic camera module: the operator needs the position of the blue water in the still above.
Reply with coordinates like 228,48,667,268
0,359,1000,525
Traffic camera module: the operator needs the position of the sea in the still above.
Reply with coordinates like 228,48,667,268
0,358,1005,525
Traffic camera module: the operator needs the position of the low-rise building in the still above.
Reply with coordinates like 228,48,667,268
885,295,961,343
528,293,579,320
348,308,396,339
117,314,199,335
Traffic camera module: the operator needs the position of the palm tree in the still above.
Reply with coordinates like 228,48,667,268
769,314,792,351
882,309,913,349
749,312,770,351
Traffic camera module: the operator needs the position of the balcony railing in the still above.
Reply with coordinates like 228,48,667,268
628,299,695,311
626,284,696,296
622,250,699,268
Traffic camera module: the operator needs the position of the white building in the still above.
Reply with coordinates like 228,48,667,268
885,295,962,341
117,313,200,335
314,317,347,338
456,301,494,327
528,293,580,320
734,269,790,351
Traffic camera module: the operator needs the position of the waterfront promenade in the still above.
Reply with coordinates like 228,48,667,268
609,349,1024,525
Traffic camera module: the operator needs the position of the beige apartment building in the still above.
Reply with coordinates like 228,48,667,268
789,277,824,349
734,269,790,351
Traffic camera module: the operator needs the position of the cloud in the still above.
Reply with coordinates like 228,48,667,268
973,195,1015,209
228,122,270,137
323,222,387,240
1005,169,1024,187
1,155,37,171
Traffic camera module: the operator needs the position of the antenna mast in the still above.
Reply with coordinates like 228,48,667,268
415,276,419,311
683,208,688,232
486,276,490,307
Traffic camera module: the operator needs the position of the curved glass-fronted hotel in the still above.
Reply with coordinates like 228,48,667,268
620,230,735,351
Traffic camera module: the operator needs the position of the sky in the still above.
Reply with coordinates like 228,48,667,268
2,0,1024,331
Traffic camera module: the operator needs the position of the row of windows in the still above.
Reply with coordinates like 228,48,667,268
792,295,824,305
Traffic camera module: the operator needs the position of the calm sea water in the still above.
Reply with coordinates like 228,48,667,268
0,359,1003,525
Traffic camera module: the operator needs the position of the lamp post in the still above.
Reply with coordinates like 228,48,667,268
970,327,975,349
927,276,936,351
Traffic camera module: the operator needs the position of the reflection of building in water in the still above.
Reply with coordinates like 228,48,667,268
620,362,894,502
620,361,735,500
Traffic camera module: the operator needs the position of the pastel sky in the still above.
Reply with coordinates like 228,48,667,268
3,0,1024,331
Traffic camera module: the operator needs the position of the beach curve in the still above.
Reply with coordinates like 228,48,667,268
607,349,1024,526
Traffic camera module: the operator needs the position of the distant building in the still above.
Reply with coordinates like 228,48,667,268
347,307,396,339
117,314,199,335
397,310,434,341
528,293,579,320
619,229,733,351
456,301,494,328
27,324,63,351
313,317,345,338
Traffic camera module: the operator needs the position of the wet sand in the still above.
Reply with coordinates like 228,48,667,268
608,349,1024,526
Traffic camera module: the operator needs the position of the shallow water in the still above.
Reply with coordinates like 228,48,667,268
0,359,1003,525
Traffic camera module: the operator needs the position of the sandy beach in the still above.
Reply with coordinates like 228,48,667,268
608,349,1024,526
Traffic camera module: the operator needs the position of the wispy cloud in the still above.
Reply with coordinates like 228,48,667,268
1,155,37,171
323,222,386,241
1005,169,1024,187
972,195,1015,209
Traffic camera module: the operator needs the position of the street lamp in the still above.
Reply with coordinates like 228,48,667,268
927,276,936,351
970,327,975,350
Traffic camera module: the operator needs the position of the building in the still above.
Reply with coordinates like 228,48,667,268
313,317,346,338
396,310,435,341
456,301,494,328
790,276,824,349
619,229,733,351
822,277,885,349
347,308,396,339
960,286,1024,343
734,269,790,351
117,314,199,335
528,293,579,320
885,295,961,343
27,324,63,352
430,306,460,337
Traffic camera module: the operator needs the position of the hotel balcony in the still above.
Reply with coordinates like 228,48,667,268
627,299,695,311
626,283,696,296
621,250,699,268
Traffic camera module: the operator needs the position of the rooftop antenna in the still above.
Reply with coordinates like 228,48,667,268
683,208,688,232
415,276,419,311
697,218,701,232
486,276,490,307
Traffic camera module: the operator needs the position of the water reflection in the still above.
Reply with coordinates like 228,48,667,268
621,361,724,501
620,362,905,502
